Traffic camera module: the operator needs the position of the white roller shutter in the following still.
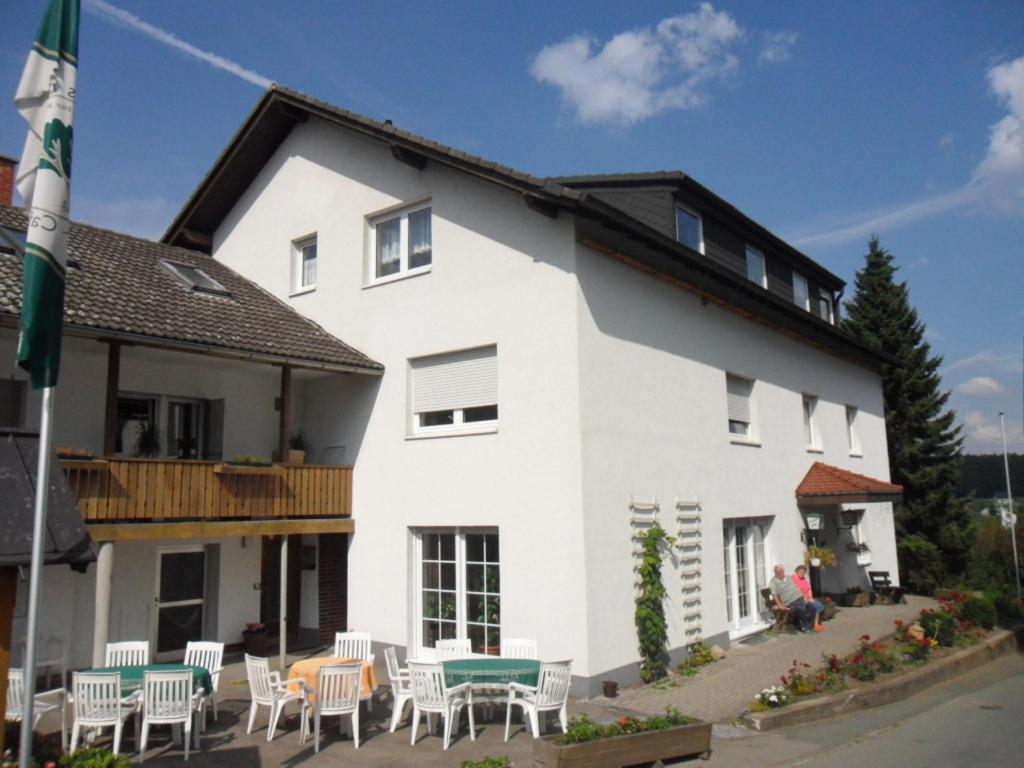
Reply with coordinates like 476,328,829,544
726,375,751,424
412,346,497,413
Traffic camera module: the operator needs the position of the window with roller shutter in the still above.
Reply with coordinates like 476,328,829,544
726,374,753,439
410,346,497,435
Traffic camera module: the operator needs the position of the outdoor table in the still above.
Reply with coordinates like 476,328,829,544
287,656,378,703
87,663,212,696
442,658,541,688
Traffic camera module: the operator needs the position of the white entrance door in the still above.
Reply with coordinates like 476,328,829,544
723,519,771,637
154,548,206,661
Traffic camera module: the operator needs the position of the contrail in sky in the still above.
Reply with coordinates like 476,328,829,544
84,0,273,89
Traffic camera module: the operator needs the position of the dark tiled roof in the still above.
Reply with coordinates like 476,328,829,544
796,462,903,498
0,205,381,373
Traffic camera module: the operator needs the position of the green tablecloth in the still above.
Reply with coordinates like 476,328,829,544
87,664,212,695
443,658,540,687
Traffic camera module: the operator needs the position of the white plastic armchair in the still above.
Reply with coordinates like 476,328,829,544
6,667,67,751
244,654,306,742
333,631,373,662
139,669,202,762
70,671,139,755
184,641,224,727
105,641,149,667
434,639,472,661
500,638,538,659
408,661,475,750
384,646,413,733
505,659,572,741
299,662,363,752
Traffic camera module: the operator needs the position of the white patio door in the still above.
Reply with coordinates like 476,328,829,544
723,519,771,638
153,548,206,661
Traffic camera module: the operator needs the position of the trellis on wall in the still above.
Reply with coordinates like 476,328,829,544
675,498,703,638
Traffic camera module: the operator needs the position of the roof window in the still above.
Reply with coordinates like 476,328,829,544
162,260,230,296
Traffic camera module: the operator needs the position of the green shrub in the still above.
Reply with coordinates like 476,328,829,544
59,749,133,768
559,708,693,745
993,593,1023,621
635,525,675,682
676,641,717,677
960,595,997,629
898,535,946,595
461,758,512,768
919,610,957,647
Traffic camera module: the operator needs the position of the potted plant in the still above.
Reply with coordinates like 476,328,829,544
287,433,308,464
804,545,837,568
132,421,161,457
242,622,268,655
847,541,872,566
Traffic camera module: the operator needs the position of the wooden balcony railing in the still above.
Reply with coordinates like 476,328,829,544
61,458,352,522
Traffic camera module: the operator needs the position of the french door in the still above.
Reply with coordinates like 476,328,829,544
154,548,206,660
723,518,771,637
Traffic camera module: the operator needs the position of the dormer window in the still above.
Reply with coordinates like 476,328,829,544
745,246,767,288
792,272,809,311
162,261,230,296
819,289,835,324
675,205,703,254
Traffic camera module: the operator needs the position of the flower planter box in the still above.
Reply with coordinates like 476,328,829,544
855,552,872,567
533,720,712,768
214,463,285,476
242,628,268,656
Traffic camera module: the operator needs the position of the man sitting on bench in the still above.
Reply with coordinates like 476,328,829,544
769,564,816,633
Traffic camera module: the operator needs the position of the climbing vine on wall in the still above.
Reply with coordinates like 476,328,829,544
635,524,675,683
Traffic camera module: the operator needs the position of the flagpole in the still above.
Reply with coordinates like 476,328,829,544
999,412,1021,599
18,386,56,768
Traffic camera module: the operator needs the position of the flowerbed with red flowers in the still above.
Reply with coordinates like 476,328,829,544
750,591,994,712
557,707,695,744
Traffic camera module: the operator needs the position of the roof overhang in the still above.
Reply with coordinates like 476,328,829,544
795,461,903,506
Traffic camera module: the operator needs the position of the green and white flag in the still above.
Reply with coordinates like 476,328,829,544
15,0,79,389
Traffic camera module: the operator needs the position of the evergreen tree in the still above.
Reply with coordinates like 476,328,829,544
843,237,969,584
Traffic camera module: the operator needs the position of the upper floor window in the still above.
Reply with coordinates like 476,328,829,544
846,405,861,455
675,205,703,254
292,235,317,293
369,202,432,283
792,272,809,310
0,379,26,427
726,374,754,440
819,289,834,324
411,345,497,435
803,394,819,449
745,246,767,288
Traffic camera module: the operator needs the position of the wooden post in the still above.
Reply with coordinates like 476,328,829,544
103,341,120,456
278,365,291,463
279,534,288,671
0,567,16,756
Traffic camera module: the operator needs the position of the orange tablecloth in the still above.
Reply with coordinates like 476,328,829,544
288,656,377,702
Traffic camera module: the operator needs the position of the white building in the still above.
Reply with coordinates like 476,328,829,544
1,87,902,696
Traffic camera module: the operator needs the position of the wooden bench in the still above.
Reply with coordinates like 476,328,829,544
761,588,798,631
868,571,906,604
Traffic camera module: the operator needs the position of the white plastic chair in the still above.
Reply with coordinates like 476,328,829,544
333,631,373,661
6,668,67,750
299,662,363,751
408,661,475,750
105,641,149,667
384,647,413,733
244,654,305,742
20,636,68,690
184,641,224,727
504,660,572,741
139,669,202,762
434,639,471,661
70,671,139,755
500,638,538,659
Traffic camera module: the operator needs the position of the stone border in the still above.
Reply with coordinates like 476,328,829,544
744,628,1020,731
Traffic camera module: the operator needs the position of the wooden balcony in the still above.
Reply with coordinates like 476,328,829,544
61,458,353,540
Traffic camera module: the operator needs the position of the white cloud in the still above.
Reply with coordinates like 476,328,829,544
84,0,273,89
955,376,1006,396
961,410,1007,446
530,3,743,125
789,55,1024,248
947,349,1024,375
759,31,798,64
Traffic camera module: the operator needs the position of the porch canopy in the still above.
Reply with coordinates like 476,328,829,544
796,461,903,507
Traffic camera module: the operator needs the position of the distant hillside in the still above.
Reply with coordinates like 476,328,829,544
959,453,1024,498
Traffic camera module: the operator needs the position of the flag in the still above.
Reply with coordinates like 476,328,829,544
15,0,79,390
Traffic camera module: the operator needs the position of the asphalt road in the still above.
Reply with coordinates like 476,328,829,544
704,648,1024,768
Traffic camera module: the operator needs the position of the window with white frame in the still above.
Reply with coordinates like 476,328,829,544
415,529,500,654
803,394,819,449
410,345,497,434
726,374,754,439
792,272,809,310
819,289,834,324
292,235,317,292
746,246,767,288
675,205,703,253
846,405,861,455
369,202,432,282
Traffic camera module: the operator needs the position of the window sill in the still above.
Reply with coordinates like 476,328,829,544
806,447,824,454
289,285,316,297
729,438,762,448
363,266,431,289
407,426,497,441
849,452,863,459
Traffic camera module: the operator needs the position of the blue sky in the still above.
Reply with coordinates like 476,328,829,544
3,1,1022,452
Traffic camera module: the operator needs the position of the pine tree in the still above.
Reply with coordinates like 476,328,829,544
843,237,969,584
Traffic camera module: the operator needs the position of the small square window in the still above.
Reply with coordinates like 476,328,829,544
292,235,318,292
369,203,432,283
675,205,703,254
792,272,809,310
746,246,767,288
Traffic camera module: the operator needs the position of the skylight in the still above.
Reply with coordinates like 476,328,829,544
0,227,27,255
162,260,230,296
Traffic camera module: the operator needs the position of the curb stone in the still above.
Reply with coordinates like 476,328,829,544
744,628,1020,731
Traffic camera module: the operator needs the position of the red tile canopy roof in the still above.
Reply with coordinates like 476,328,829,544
796,462,903,504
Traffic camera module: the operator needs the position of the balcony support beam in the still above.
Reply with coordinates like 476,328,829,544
91,541,114,668
103,342,121,456
86,517,354,541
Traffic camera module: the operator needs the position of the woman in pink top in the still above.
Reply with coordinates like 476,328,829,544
792,564,824,631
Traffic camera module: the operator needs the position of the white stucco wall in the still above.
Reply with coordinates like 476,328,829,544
212,119,591,670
